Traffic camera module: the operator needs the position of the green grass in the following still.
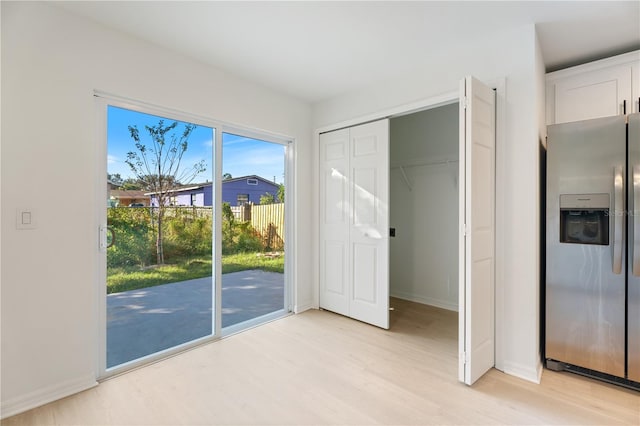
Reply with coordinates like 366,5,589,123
107,253,284,294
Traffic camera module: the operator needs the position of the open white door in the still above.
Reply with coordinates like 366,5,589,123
319,120,389,329
458,76,496,385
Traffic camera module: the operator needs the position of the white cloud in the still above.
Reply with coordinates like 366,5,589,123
107,154,119,164
222,136,256,146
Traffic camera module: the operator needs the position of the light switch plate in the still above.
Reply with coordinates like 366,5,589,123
16,208,37,230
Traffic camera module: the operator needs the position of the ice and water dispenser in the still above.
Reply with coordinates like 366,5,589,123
559,194,610,246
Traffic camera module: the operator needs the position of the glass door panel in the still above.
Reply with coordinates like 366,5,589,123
221,132,287,330
106,106,214,369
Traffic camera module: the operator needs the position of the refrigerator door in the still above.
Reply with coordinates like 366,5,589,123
628,113,640,382
546,115,626,378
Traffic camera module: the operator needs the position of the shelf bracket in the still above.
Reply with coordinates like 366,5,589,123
399,166,412,191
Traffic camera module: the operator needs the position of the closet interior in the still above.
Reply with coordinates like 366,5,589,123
389,102,460,312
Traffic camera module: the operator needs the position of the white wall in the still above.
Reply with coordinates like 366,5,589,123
313,24,542,383
390,105,459,163
1,2,312,417
389,105,459,310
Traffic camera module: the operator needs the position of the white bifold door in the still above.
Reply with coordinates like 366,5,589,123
459,76,497,385
319,120,390,329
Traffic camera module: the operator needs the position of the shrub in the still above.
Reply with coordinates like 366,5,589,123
163,208,213,258
107,207,154,268
221,202,262,254
108,205,263,268
233,221,263,253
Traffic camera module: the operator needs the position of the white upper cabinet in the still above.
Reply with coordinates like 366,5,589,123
546,50,640,125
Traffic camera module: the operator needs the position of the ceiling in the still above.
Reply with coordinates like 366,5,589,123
56,1,640,104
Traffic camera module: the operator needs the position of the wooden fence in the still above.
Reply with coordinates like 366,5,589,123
230,205,250,221
250,203,285,251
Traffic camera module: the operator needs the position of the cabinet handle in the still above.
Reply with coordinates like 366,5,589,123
624,99,627,115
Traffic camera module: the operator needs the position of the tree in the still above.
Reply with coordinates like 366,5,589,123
125,120,205,265
223,173,233,180
260,185,284,205
260,192,276,205
121,178,143,190
277,183,285,203
133,174,181,190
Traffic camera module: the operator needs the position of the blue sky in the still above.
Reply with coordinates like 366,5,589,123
107,106,285,185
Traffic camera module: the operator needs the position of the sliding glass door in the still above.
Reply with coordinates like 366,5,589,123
99,99,292,376
105,105,214,370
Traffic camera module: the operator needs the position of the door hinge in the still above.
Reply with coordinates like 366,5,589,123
462,223,467,236
462,351,467,364
463,96,469,110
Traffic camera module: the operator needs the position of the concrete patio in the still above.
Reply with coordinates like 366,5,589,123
107,270,284,368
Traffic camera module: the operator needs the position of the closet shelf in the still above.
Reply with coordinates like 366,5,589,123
390,158,458,169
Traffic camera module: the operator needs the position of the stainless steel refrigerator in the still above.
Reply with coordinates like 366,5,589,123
546,113,640,388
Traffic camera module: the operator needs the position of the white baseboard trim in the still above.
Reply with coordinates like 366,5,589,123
390,292,458,312
294,303,314,314
1,374,97,419
502,360,543,384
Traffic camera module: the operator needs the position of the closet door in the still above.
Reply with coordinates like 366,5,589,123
349,120,389,329
319,120,390,329
319,128,350,316
459,76,496,385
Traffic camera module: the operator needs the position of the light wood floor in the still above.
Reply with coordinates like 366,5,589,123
3,298,639,425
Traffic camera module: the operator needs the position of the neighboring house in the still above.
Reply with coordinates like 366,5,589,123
109,190,150,207
147,175,279,207
221,175,279,206
107,179,121,190
147,183,212,207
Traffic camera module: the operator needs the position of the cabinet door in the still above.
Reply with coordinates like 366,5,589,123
553,65,631,124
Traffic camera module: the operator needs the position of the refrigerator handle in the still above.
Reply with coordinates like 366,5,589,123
613,165,624,274
634,166,640,276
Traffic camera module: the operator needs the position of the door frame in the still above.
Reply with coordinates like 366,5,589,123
95,91,296,379
314,79,506,372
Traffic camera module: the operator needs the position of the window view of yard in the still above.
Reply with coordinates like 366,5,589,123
106,106,286,369
106,206,284,294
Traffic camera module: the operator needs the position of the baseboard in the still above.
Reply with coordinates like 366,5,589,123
294,303,314,314
1,374,97,419
390,291,458,312
502,360,543,384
